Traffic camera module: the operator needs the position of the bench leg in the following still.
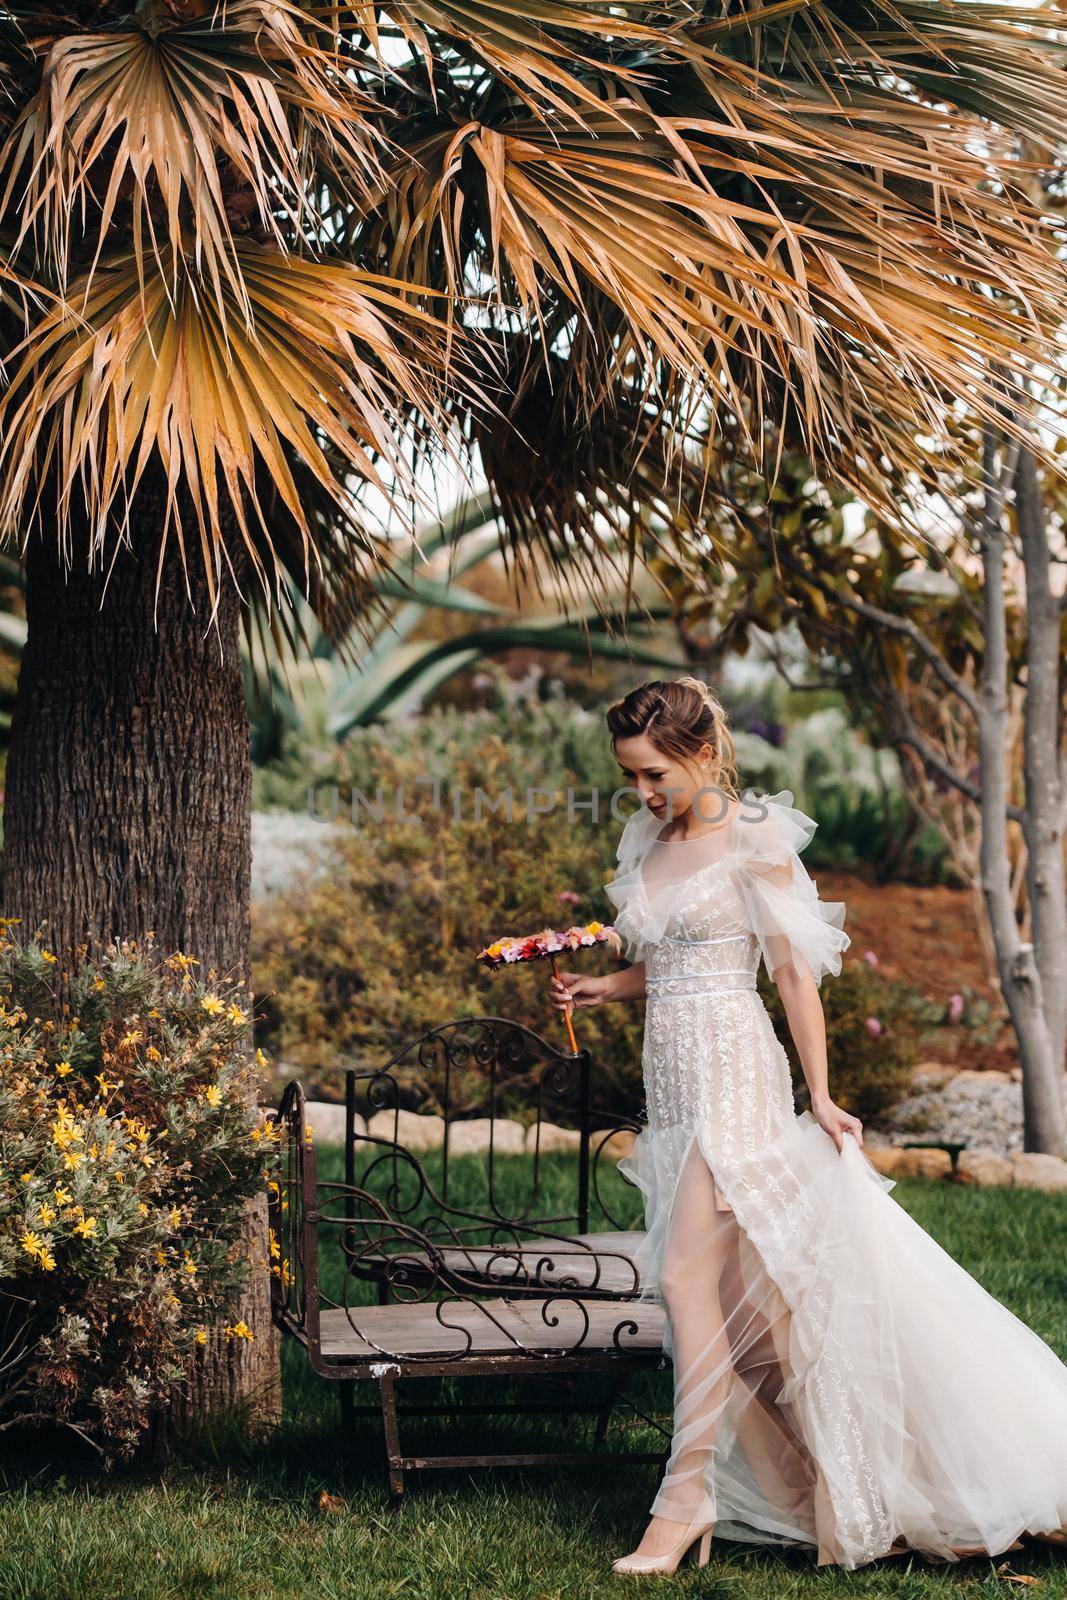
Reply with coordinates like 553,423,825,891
595,1383,621,1445
379,1369,405,1506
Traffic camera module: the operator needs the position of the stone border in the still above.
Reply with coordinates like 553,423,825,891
302,1102,1066,1191
866,1145,1067,1191
302,1101,636,1161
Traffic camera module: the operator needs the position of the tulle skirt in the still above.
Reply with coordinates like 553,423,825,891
618,1109,1067,1567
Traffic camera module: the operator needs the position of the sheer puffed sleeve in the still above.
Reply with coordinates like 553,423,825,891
602,806,659,963
732,792,849,985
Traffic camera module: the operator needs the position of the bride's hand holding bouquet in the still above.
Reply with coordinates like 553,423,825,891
549,970,616,1011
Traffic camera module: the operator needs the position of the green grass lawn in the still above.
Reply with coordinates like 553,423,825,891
3,1147,1067,1600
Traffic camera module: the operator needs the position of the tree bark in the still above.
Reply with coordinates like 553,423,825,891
1015,446,1067,1076
979,440,1067,1155
3,485,280,1424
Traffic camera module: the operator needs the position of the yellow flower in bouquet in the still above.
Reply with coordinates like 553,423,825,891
476,920,621,969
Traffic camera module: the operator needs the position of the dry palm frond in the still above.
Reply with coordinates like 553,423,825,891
691,0,1067,153
381,86,1065,491
466,330,714,617
0,245,473,609
0,0,385,306
0,0,1065,632
362,0,698,114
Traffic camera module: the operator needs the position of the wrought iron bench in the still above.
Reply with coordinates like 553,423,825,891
270,1015,671,1502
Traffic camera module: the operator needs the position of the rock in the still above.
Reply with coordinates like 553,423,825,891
526,1122,582,1154
913,1147,954,1179
366,1108,445,1150
955,1148,1013,1187
599,1129,637,1162
954,1068,1010,1085
864,1146,907,1177
1012,1152,1067,1192
1010,1068,1023,1084
251,810,344,902
908,1063,958,1089
305,1101,364,1144
446,1116,526,1156
894,1147,953,1179
878,1074,1023,1157
867,1144,957,1180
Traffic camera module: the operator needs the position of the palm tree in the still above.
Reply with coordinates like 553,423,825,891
0,0,1063,1418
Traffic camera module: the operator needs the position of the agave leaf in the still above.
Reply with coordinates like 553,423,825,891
328,615,688,734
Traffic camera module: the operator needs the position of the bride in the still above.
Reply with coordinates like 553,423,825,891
549,675,1067,1576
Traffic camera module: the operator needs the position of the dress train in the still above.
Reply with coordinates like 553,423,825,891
621,1111,1067,1567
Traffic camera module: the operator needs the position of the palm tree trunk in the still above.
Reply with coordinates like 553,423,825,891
2,488,280,1423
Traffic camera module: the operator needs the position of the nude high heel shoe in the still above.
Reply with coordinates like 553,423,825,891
611,1519,715,1576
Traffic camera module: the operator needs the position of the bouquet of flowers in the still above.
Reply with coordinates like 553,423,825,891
476,920,621,1052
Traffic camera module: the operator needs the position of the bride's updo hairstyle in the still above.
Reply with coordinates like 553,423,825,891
606,676,740,799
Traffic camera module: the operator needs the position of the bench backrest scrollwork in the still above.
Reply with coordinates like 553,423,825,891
345,1015,593,1233
269,1016,647,1354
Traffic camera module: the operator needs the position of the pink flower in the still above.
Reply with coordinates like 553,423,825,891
948,993,965,1023
864,950,878,968
557,890,581,906
864,1016,883,1038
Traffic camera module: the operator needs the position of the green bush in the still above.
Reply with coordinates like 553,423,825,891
734,708,951,881
760,956,927,1124
0,937,278,1459
252,696,624,818
255,696,951,882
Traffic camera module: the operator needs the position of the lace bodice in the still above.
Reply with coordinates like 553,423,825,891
604,791,849,1162
641,878,761,1001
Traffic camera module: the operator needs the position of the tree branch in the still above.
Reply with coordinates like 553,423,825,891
725,494,983,718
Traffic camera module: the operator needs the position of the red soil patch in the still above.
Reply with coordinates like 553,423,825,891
818,870,1017,1074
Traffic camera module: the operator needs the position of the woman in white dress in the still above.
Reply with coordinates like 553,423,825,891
549,676,1067,1576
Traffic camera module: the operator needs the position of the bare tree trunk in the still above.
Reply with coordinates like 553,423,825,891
1016,447,1067,1076
3,487,280,1424
979,438,1066,1155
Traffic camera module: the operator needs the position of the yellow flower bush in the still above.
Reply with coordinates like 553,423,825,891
0,936,279,1458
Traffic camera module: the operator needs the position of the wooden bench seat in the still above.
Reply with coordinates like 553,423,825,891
355,1229,645,1299
315,1292,666,1366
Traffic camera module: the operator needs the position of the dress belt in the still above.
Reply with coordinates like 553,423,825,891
645,971,758,997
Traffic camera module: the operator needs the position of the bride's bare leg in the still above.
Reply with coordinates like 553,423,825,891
720,1247,818,1537
624,1137,735,1559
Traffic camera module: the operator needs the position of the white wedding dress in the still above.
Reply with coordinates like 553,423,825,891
603,790,1067,1568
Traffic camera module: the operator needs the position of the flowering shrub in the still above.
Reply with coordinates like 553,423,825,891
0,935,279,1457
760,955,925,1124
